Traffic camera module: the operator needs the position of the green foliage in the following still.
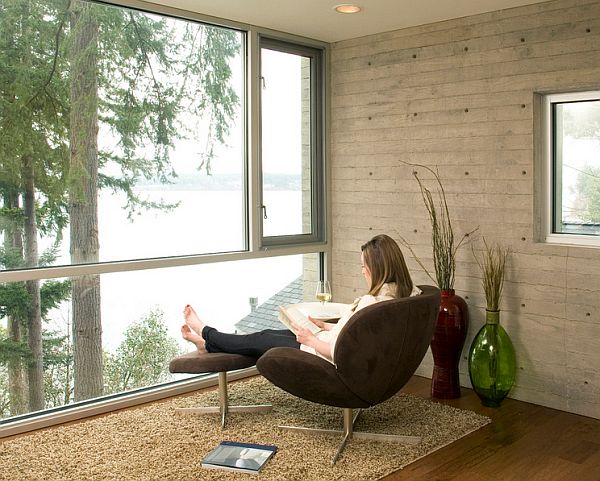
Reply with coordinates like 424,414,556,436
0,0,238,417
91,3,240,214
574,165,600,223
0,336,31,363
1,0,240,234
0,244,70,384
0,277,70,374
0,354,8,417
0,243,25,270
2,307,183,417
0,207,25,232
104,308,181,394
42,330,73,408
0,282,31,321
40,279,71,317
2,327,76,412
0,247,70,320
98,173,180,221
0,0,72,221
562,102,600,139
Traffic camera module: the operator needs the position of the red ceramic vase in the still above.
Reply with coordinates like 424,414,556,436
430,289,469,399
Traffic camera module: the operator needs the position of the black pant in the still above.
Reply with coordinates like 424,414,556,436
202,326,300,357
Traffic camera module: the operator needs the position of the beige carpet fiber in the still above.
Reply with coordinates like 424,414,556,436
0,377,490,481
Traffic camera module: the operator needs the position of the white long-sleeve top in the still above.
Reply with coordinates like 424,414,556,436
300,283,422,364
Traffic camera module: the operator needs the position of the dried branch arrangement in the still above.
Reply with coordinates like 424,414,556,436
398,162,478,291
473,239,510,311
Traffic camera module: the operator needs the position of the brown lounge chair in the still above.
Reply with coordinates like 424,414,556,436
257,285,441,463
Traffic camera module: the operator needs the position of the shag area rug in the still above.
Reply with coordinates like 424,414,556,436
0,377,490,481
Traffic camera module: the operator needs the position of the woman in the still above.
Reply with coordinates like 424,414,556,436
180,234,420,364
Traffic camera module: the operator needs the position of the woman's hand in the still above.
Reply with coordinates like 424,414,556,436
292,323,317,348
307,315,333,331
291,322,333,362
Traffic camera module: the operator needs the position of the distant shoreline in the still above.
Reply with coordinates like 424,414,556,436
137,173,301,191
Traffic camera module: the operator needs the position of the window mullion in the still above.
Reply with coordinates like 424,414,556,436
247,29,263,252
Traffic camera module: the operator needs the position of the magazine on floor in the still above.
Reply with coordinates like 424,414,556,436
201,440,278,474
278,301,351,334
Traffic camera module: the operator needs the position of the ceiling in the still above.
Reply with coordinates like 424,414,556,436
146,0,550,43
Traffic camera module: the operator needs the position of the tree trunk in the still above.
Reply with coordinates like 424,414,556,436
22,154,44,411
2,192,28,415
69,0,103,402
7,316,27,415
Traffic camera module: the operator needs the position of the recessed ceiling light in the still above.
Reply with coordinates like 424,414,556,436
334,4,362,14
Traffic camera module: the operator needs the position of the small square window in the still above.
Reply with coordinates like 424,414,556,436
540,91,600,246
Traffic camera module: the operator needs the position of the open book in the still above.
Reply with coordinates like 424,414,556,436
201,440,277,474
278,302,351,334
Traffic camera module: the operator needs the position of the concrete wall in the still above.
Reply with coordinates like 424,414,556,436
329,0,600,419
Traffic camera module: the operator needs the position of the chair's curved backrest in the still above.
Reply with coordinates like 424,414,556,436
257,285,441,410
334,285,440,406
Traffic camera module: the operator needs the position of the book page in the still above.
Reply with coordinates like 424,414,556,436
278,302,351,334
278,303,320,334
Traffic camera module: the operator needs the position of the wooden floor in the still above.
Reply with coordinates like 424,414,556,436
383,376,600,481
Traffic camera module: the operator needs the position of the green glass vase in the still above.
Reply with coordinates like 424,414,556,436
468,310,516,407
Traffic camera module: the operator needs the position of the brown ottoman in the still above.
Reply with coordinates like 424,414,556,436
169,351,272,428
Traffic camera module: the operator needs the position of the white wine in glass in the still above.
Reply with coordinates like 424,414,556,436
315,280,332,306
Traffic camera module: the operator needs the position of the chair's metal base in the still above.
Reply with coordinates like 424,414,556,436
175,371,272,428
279,408,421,464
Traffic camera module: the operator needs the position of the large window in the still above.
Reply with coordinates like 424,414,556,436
0,0,326,432
540,91,600,245
1,0,246,268
0,254,319,422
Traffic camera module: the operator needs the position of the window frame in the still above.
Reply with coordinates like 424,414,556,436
0,2,330,282
0,0,329,436
257,36,326,248
539,90,600,247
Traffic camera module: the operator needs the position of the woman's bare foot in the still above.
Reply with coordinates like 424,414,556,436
183,304,205,335
181,325,206,352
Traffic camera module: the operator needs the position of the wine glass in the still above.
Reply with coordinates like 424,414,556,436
315,280,332,314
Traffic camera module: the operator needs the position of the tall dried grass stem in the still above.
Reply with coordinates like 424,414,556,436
400,162,478,291
473,239,510,312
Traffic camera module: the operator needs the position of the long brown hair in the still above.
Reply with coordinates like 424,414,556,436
361,234,414,298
